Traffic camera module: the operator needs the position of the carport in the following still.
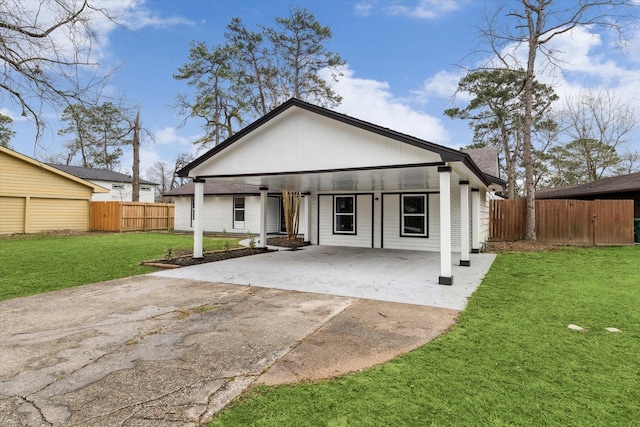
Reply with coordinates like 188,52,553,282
177,99,503,286
153,246,496,310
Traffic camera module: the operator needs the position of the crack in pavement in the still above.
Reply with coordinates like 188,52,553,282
0,278,360,426
19,395,53,427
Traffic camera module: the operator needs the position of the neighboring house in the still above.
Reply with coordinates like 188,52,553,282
164,181,307,236
47,164,159,202
0,146,109,234
536,172,640,218
177,98,504,285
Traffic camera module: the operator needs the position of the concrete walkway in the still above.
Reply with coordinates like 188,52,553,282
154,246,496,310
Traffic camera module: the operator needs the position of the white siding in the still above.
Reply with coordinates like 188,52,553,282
310,184,469,252
450,184,461,251
89,180,156,203
382,193,441,251
479,189,492,244
191,108,442,179
318,194,373,248
310,194,319,245
380,185,463,252
174,194,306,236
265,195,307,235
173,197,192,231
267,197,280,233
373,191,382,248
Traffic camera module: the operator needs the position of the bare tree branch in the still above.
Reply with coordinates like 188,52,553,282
0,0,118,141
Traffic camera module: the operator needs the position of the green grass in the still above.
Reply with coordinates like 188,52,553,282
209,246,640,426
0,232,239,301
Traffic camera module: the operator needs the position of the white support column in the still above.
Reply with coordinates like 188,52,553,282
438,166,453,285
193,179,205,258
471,189,481,253
459,181,471,267
259,187,268,248
303,192,311,243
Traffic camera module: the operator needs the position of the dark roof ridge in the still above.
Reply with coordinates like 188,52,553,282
48,163,157,185
177,98,489,186
536,172,640,198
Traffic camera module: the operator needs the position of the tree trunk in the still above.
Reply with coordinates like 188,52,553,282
523,6,539,241
282,190,301,240
132,111,141,202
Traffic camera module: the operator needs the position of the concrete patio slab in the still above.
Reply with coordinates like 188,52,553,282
153,246,496,310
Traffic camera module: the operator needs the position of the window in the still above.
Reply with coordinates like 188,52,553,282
141,186,151,191
401,194,428,237
233,196,245,229
112,184,124,190
334,195,356,234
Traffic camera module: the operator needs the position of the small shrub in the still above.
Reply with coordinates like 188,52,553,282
163,246,174,260
222,229,231,252
247,231,256,249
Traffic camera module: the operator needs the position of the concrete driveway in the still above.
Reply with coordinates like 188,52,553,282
0,247,495,426
153,246,496,310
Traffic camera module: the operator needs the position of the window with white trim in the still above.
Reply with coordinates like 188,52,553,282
401,194,428,237
334,195,356,234
112,184,124,189
233,196,245,229
141,186,151,191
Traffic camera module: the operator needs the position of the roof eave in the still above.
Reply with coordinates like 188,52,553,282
177,98,488,186
2,147,109,193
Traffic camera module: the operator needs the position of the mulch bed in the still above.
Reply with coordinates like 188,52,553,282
142,247,272,268
266,236,307,248
142,237,306,268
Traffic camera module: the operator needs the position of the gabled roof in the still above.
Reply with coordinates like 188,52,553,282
177,98,490,186
1,146,109,193
461,147,500,177
536,172,640,199
48,164,157,186
164,181,276,197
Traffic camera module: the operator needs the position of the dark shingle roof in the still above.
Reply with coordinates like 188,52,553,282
461,147,500,177
536,172,640,199
163,181,268,197
48,164,157,185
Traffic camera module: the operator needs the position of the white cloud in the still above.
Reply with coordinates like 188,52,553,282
413,70,466,102
155,126,195,146
385,0,463,19
332,66,450,144
115,3,198,31
0,107,28,123
354,2,373,17
456,24,639,148
353,0,465,19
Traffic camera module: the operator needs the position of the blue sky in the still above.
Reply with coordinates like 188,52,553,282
6,0,640,180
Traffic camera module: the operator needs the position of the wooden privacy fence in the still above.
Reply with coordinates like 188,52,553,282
490,199,634,246
91,202,174,232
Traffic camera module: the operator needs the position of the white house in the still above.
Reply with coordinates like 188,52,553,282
48,164,159,202
164,181,307,237
177,99,504,285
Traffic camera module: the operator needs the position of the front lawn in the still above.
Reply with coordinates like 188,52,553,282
0,232,239,301
210,246,640,426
